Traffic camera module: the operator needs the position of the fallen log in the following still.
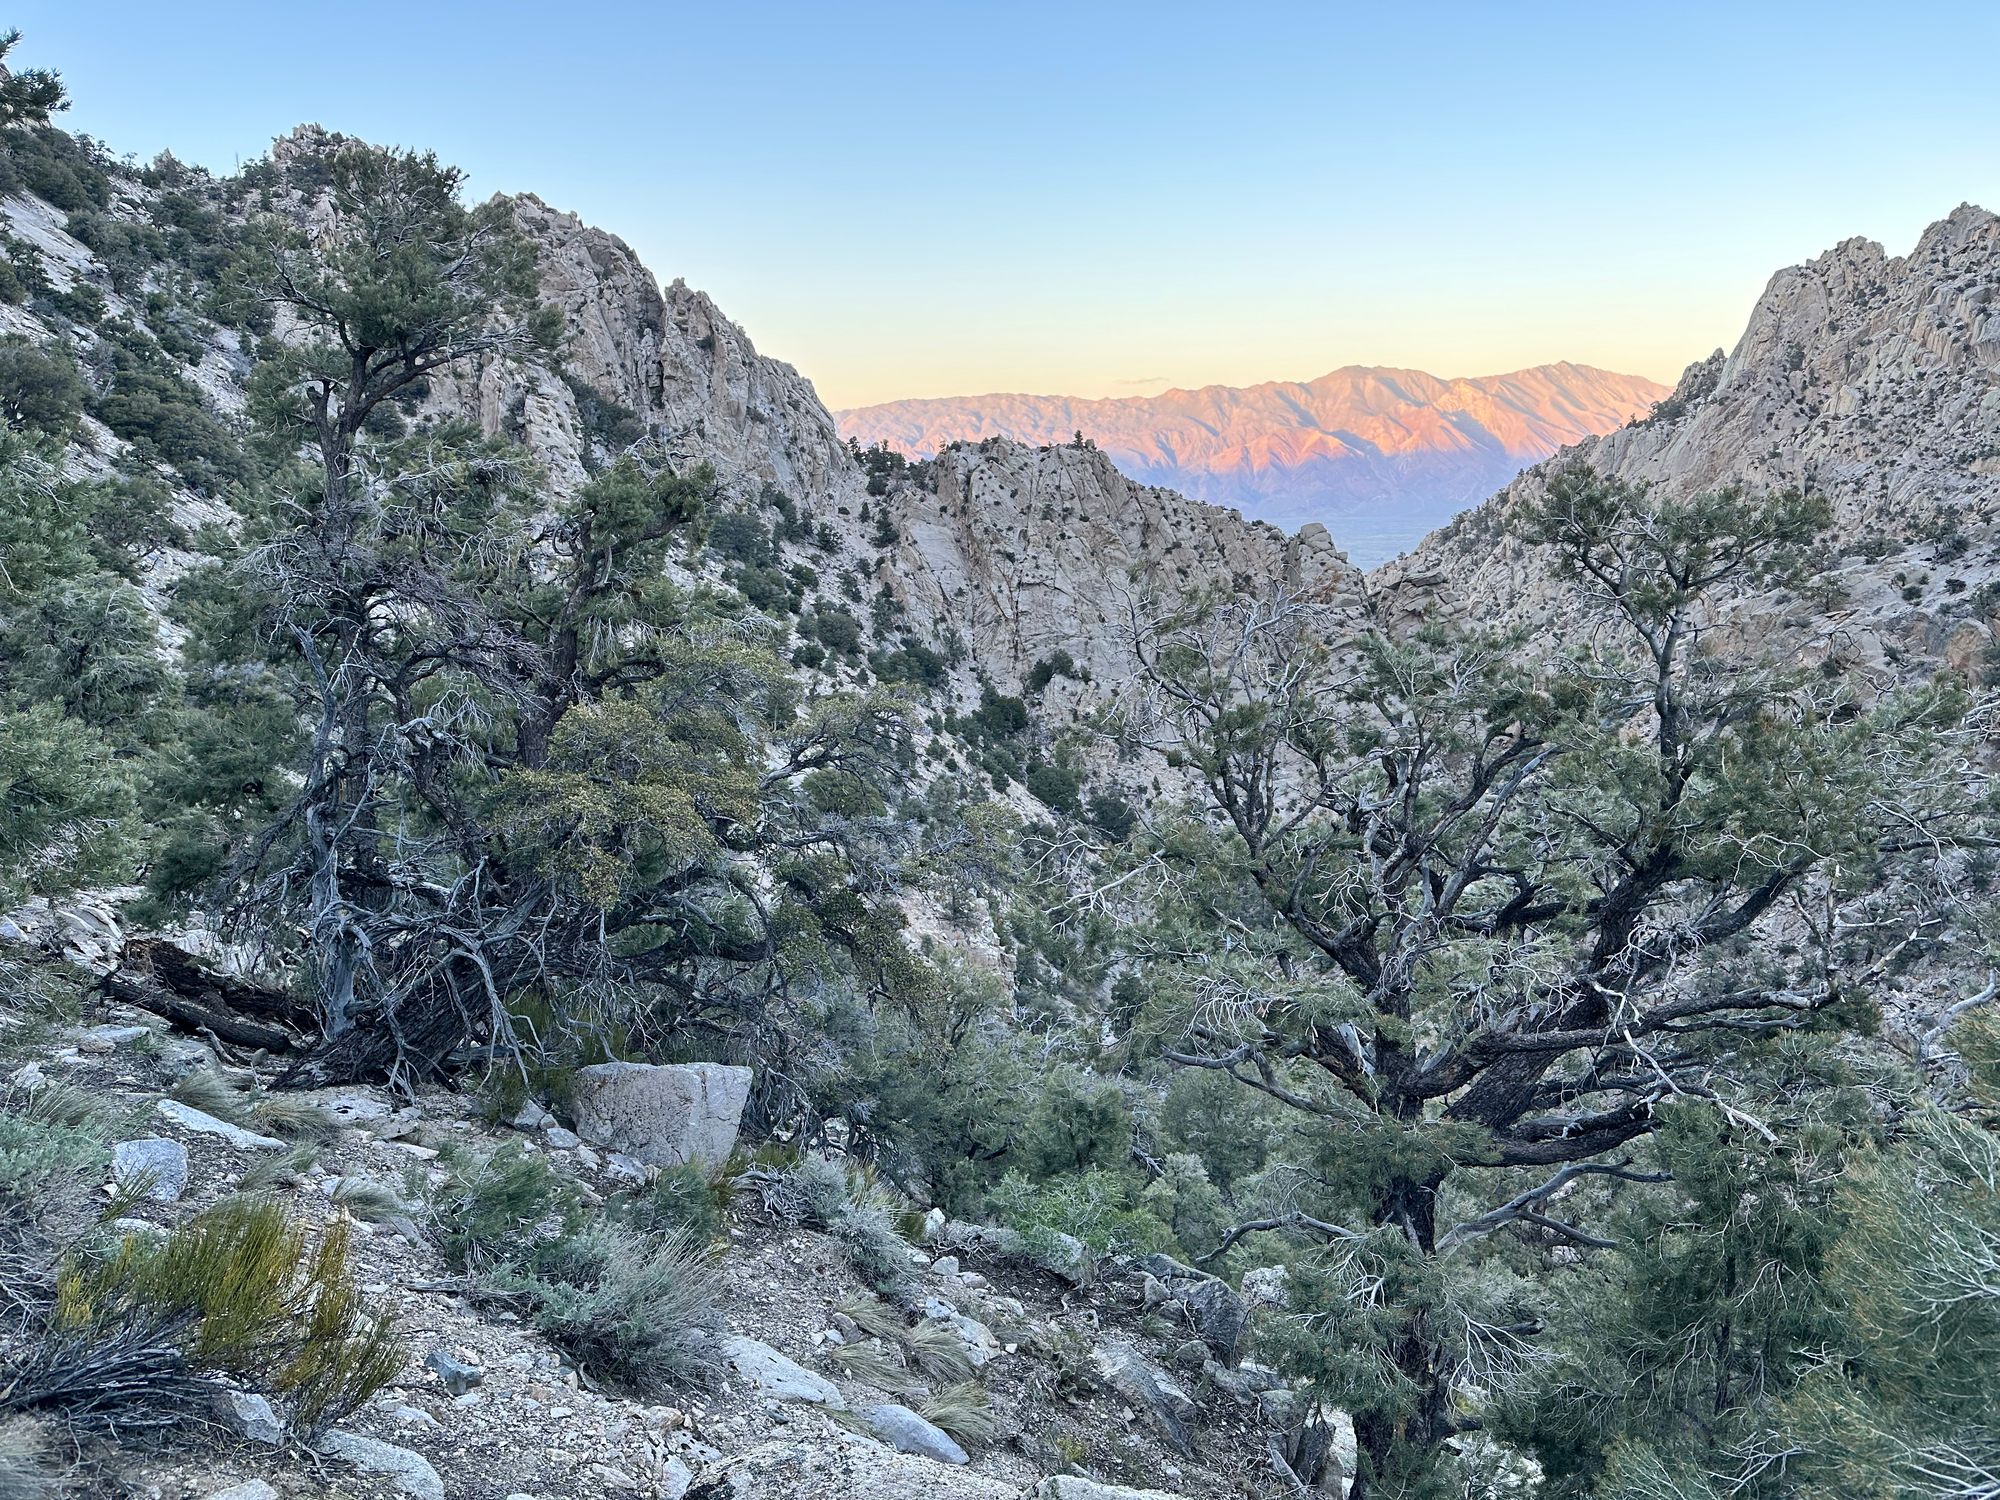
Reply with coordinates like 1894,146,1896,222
101,941,309,1055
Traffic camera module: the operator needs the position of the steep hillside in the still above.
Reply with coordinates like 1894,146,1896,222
1376,204,2000,680
837,364,1665,564
404,171,1364,715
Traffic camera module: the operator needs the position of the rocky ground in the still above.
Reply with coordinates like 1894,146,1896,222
0,971,1346,1500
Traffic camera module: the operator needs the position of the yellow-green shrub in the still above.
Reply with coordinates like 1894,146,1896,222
54,1197,401,1431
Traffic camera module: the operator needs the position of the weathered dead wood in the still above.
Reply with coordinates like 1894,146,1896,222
101,941,309,1055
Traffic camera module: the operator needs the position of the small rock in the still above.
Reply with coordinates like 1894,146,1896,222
574,1143,601,1170
81,1024,151,1052
865,1402,968,1465
316,1429,446,1500
920,1206,947,1242
214,1388,284,1444
589,1463,640,1490
545,1125,582,1151
9,1061,45,1090
508,1099,553,1130
604,1150,650,1183
112,1138,189,1203
156,1098,285,1151
930,1255,961,1278
385,1402,441,1430
424,1345,484,1396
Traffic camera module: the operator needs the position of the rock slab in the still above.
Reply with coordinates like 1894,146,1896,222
112,1137,189,1202
864,1402,968,1464
684,1437,1013,1499
317,1429,445,1500
570,1061,751,1169
720,1334,845,1407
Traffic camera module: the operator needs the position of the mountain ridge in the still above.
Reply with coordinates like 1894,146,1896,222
836,360,1667,564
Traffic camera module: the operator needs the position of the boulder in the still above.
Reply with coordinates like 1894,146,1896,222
1138,1253,1248,1363
1092,1341,1197,1453
864,1402,968,1464
1241,1264,1290,1309
316,1430,445,1500
683,1436,1014,1499
570,1061,751,1169
112,1137,188,1203
720,1335,845,1407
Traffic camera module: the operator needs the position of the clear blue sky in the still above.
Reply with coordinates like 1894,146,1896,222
19,2,2000,407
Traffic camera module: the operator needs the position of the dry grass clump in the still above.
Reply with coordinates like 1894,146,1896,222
920,1379,996,1446
828,1339,906,1389
836,1292,907,1343
905,1319,976,1382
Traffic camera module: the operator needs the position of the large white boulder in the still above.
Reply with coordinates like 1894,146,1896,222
569,1061,751,1169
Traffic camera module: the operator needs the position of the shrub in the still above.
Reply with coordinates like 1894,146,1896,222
988,1167,1169,1260
759,1158,915,1293
828,1339,906,1389
480,1224,722,1391
39,1198,401,1433
1024,760,1081,815
618,1162,725,1244
836,1292,908,1343
0,341,83,437
429,1142,580,1269
1025,650,1084,693
811,608,863,656
0,1084,112,1216
835,1201,915,1294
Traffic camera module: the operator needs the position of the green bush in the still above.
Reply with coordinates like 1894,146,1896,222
1024,759,1081,815
0,1084,113,1213
988,1167,1170,1260
0,340,83,437
618,1162,725,1244
480,1225,722,1391
430,1142,581,1269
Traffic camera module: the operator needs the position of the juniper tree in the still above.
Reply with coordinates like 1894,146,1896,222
233,136,558,1043
1125,467,1988,1497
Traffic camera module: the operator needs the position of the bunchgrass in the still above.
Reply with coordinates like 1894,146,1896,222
920,1380,996,1446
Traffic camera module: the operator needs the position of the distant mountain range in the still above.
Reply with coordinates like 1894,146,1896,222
835,363,1668,565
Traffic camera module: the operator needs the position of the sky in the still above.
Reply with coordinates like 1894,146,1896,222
17,2,2000,409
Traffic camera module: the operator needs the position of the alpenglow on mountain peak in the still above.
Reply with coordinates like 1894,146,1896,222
835,361,1668,565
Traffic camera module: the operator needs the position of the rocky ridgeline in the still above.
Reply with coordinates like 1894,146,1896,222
1376,204,2000,680
425,174,1369,707
880,438,1363,691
